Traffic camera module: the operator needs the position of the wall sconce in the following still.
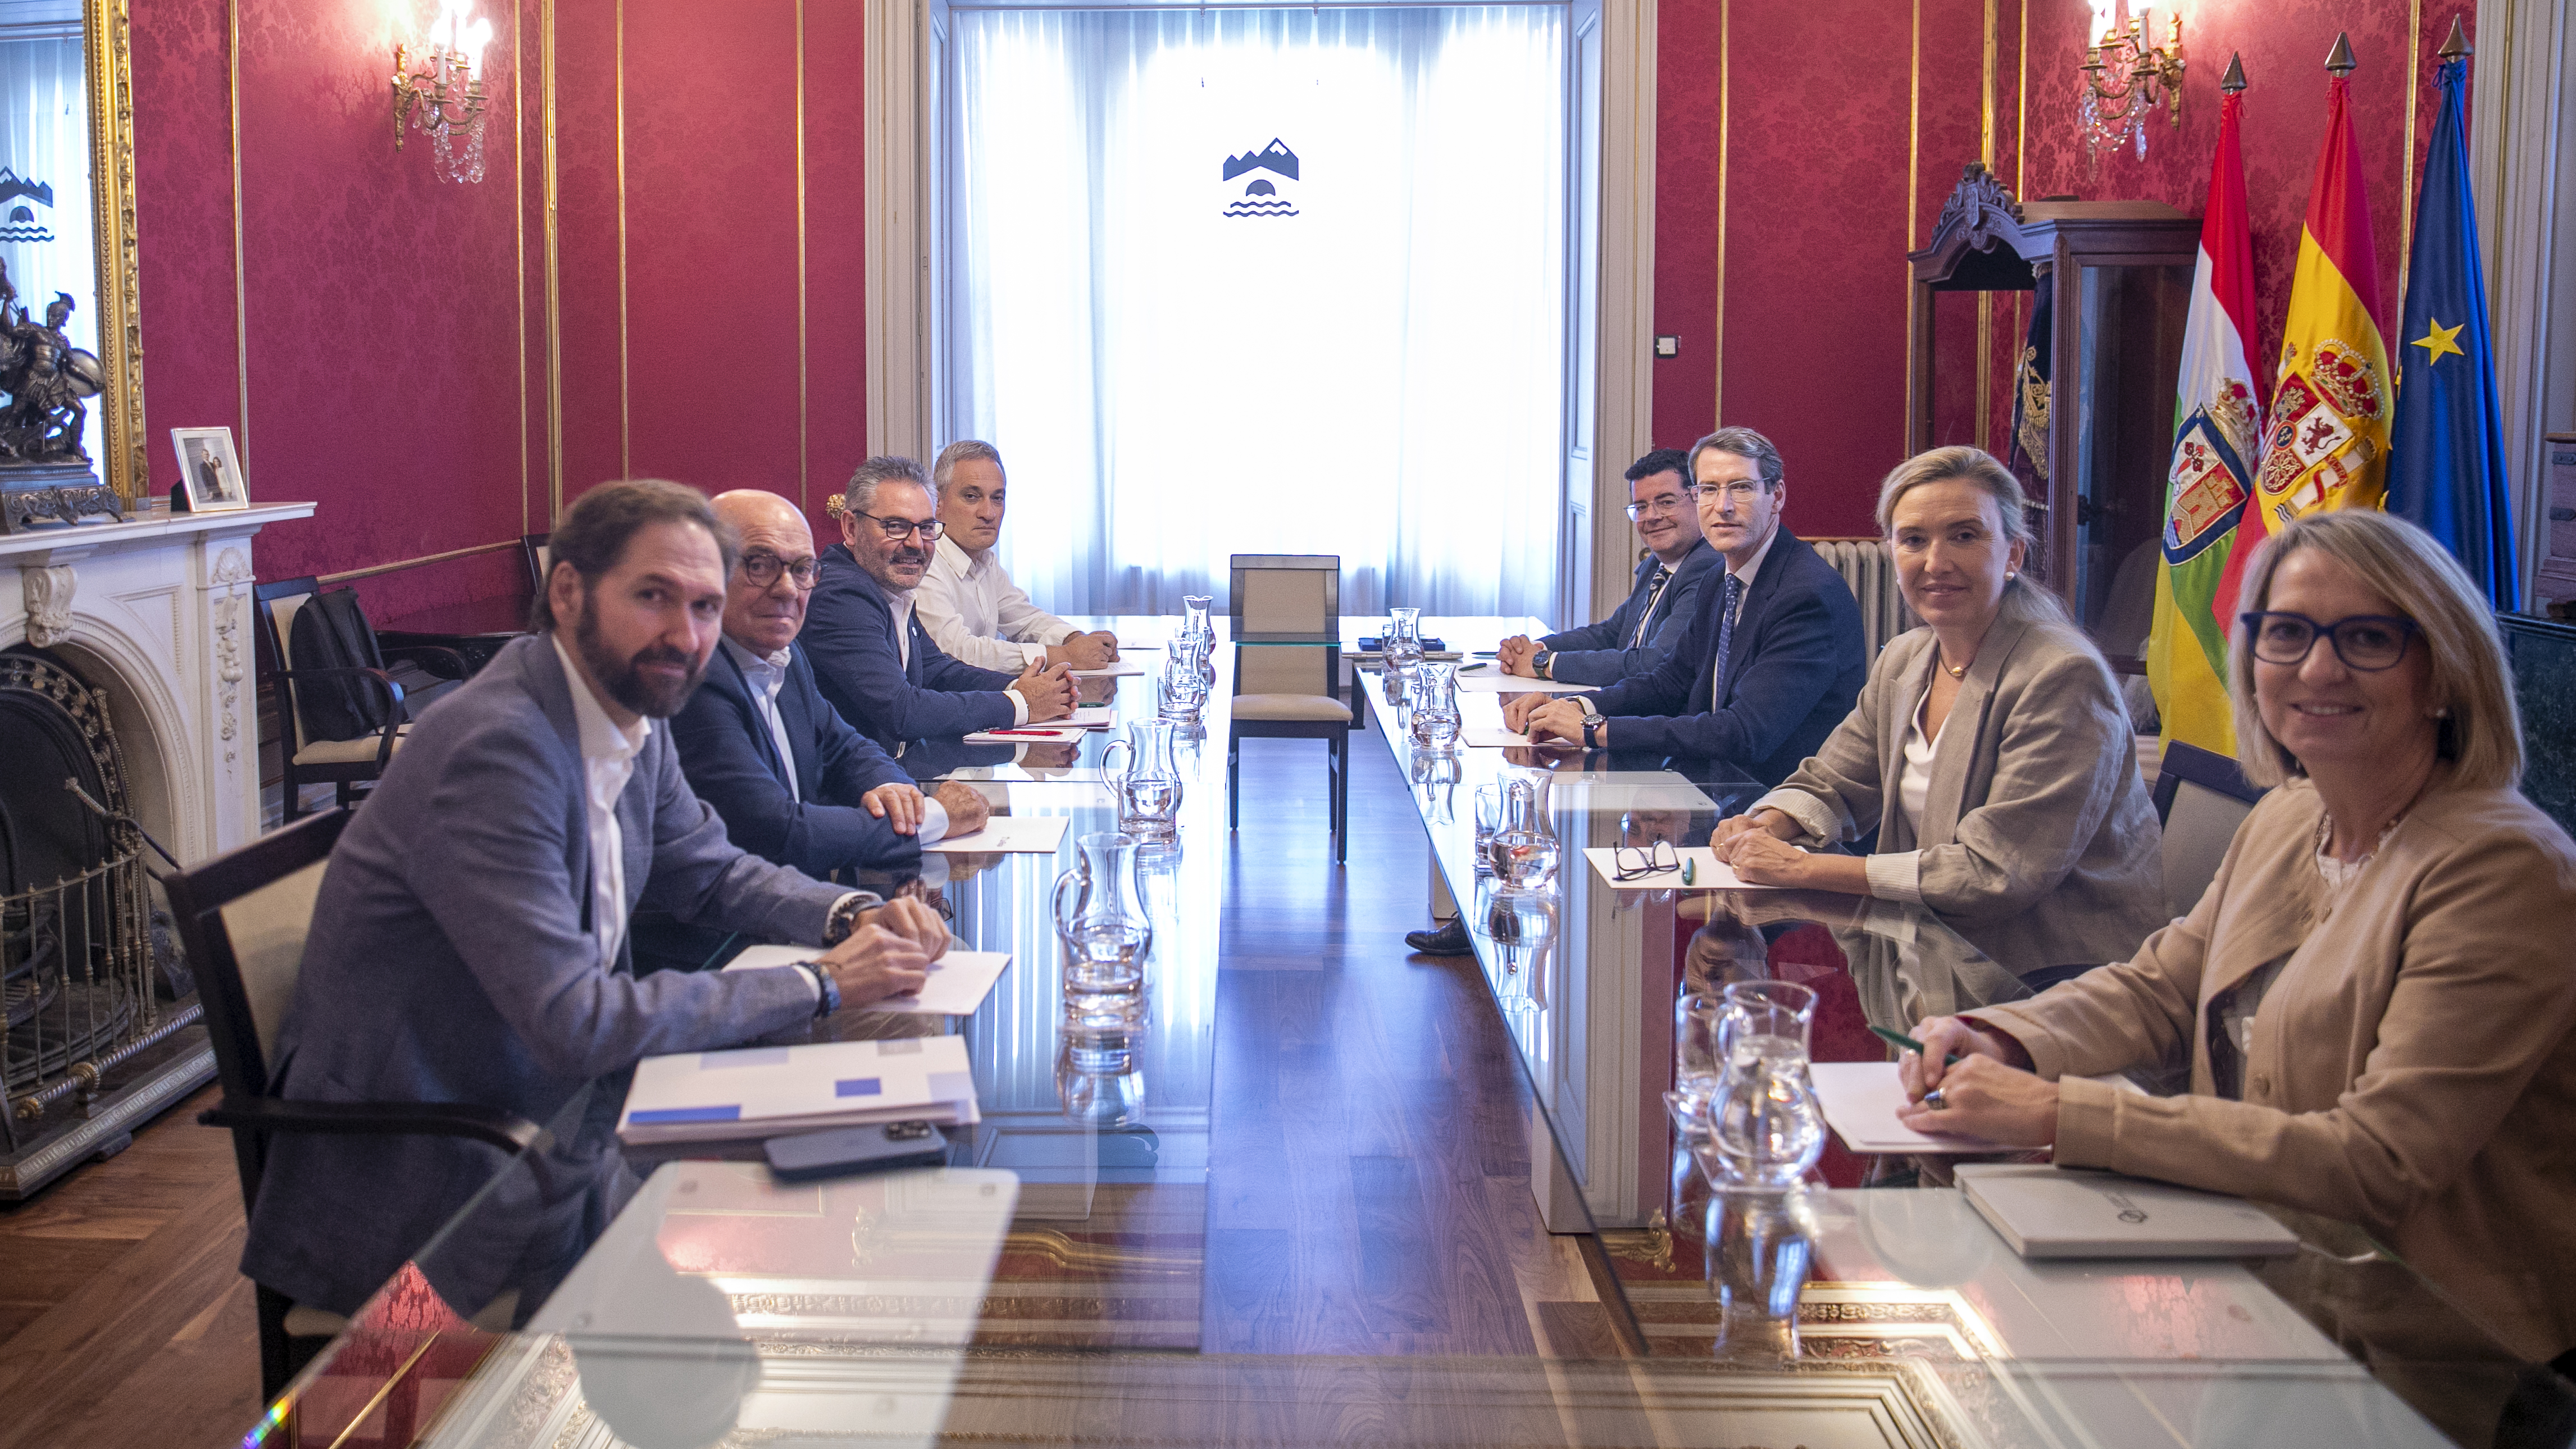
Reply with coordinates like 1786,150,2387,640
2078,2,2185,164
392,0,494,184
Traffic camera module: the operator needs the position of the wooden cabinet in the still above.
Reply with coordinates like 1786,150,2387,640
1906,164,2201,660
2534,434,2576,612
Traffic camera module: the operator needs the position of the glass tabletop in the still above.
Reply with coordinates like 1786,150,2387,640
245,622,2570,1449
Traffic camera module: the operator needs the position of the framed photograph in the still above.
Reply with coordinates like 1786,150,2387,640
170,427,248,513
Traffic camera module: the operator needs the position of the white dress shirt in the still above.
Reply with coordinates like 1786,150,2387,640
916,534,1079,672
722,636,953,843
552,635,652,969
890,585,1030,726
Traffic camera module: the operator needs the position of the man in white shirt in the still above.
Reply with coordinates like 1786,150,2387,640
915,440,1120,672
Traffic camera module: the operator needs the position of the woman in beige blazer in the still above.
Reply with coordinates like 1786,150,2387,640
1902,509,2576,1368
1711,446,2166,974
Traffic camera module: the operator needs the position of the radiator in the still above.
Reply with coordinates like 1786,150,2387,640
1804,538,1914,657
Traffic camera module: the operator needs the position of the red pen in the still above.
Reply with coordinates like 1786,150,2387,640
985,729,1066,738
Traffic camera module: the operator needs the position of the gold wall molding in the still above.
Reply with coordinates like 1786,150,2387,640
226,0,247,476
542,0,561,522
615,0,629,479
82,0,148,499
318,537,518,585
1902,0,1920,435
1712,0,1728,425
515,0,528,533
795,0,808,514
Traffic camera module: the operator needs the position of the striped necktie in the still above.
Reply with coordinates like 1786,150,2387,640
1629,564,1673,648
1710,573,1746,710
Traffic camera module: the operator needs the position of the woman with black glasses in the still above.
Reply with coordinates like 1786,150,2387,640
1901,508,2576,1373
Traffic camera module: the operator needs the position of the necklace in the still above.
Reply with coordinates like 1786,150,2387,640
1939,654,1969,680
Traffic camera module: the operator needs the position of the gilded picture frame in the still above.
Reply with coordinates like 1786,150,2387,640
51,0,145,502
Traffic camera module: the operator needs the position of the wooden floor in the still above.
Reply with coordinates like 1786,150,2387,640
0,722,1610,1448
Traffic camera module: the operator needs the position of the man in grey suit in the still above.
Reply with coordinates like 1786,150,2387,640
239,480,951,1319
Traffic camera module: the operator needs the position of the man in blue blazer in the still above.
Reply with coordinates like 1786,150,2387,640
632,490,999,974
1494,449,1714,686
239,481,951,1318
803,455,1078,750
1506,427,1865,787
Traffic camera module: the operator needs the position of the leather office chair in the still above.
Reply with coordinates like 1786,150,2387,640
1226,554,1352,863
2151,740,2268,919
254,579,467,820
165,808,541,1400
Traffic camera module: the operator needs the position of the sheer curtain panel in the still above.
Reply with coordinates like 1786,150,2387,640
945,6,1568,619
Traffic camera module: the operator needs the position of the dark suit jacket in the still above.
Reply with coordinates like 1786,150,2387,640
1580,530,1867,787
631,640,927,975
239,632,857,1314
805,543,1021,748
1539,536,1717,685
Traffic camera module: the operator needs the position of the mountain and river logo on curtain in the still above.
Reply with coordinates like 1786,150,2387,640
1221,139,1299,218
0,170,55,244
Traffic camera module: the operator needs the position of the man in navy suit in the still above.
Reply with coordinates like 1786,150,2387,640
1494,449,1714,686
632,490,999,973
240,481,952,1317
803,455,1079,750
1505,427,1865,786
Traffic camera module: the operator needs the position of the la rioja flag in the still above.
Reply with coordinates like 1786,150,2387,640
2147,60,2265,756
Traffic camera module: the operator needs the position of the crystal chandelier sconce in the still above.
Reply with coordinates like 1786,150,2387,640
2078,1,2184,165
391,0,495,184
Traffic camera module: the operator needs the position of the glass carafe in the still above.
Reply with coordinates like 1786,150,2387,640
1408,662,1461,751
1053,831,1151,1015
1491,774,1559,894
1701,981,1824,1189
1100,720,1183,842
1384,607,1423,675
1157,654,1208,721
1180,594,1214,650
1705,1188,1818,1364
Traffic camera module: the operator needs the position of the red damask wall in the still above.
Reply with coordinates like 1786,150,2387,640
1651,0,2461,539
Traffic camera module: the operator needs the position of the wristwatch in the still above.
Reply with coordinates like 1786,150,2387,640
1579,700,1605,749
1531,650,1555,679
822,892,872,945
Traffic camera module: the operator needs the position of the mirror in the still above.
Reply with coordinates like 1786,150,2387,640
0,0,142,513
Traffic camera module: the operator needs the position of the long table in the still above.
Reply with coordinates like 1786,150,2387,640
244,618,2566,1448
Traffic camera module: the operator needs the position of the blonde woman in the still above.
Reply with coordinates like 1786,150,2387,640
1902,509,2576,1368
1710,445,2166,975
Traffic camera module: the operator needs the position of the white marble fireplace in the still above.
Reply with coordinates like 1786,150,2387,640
0,503,315,865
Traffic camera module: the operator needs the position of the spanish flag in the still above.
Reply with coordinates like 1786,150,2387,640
2148,67,2265,755
2247,42,2391,546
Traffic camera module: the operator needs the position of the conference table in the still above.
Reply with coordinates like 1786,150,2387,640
245,617,2569,1448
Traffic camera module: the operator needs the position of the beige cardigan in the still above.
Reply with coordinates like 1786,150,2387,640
1973,774,2576,1362
1757,615,2167,974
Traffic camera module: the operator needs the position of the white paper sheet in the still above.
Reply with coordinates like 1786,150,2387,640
1580,846,1780,891
1453,669,1596,694
1809,1060,2048,1154
729,945,1011,1016
923,814,1071,854
1068,704,1116,728
961,726,1085,744
1463,726,1581,749
1069,662,1147,677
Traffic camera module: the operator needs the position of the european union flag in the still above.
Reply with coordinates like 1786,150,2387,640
2389,53,2518,610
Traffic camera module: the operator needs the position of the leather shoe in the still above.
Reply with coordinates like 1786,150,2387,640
1403,918,1472,955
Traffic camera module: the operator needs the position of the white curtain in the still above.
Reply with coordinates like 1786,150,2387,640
945,6,1567,618
0,27,96,358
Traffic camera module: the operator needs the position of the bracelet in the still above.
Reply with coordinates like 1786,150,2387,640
800,960,842,1018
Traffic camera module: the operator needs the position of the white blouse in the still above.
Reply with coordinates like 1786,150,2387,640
1898,681,1944,831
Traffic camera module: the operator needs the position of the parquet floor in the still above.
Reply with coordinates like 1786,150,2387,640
0,722,1613,1448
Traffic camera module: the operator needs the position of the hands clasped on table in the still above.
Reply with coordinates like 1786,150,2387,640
1008,660,1080,722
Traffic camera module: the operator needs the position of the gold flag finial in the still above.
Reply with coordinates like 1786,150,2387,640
2220,53,2249,93
2324,31,2357,76
2437,16,2470,60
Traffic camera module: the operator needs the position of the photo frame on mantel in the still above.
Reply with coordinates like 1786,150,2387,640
170,426,247,512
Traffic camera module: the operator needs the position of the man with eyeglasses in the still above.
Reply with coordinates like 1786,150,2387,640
1502,426,1864,787
632,490,998,974
916,439,1122,672
1493,448,1713,685
805,455,1080,750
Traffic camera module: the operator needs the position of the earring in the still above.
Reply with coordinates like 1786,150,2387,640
2005,571,2017,581
2431,707,2452,719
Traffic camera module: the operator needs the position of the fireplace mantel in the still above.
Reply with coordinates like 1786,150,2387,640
1,502,317,865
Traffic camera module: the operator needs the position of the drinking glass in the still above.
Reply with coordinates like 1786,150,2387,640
1102,720,1184,842
1156,659,1206,721
1671,991,1726,1134
1058,1012,1149,1126
1180,594,1213,649
1705,1190,1817,1364
1703,981,1824,1189
1471,785,1501,875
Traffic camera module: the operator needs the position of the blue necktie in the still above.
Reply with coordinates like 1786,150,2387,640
1710,573,1745,710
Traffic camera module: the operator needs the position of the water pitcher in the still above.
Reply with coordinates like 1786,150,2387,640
1180,594,1214,649
1053,832,1152,1012
1384,607,1423,673
1490,773,1560,893
1100,721,1184,842
1703,981,1825,1189
1408,662,1461,751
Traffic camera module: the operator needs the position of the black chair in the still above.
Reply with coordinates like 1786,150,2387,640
2151,739,2268,919
253,578,469,819
1225,554,1353,863
165,808,541,1400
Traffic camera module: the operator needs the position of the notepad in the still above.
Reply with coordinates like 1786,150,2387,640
1069,662,1146,677
1581,846,1779,891
728,945,1011,1017
1453,673,1596,694
1069,704,1116,728
1809,1060,2049,1154
1956,1163,2301,1259
923,814,1069,854
962,726,1085,744
618,1036,978,1145
1463,726,1581,749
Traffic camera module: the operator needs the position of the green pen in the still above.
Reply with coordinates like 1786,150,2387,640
1868,1024,1964,1065
1681,857,1696,885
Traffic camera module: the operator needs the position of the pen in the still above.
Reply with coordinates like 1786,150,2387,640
1681,858,1695,885
984,729,1065,738
1868,1024,1964,1065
